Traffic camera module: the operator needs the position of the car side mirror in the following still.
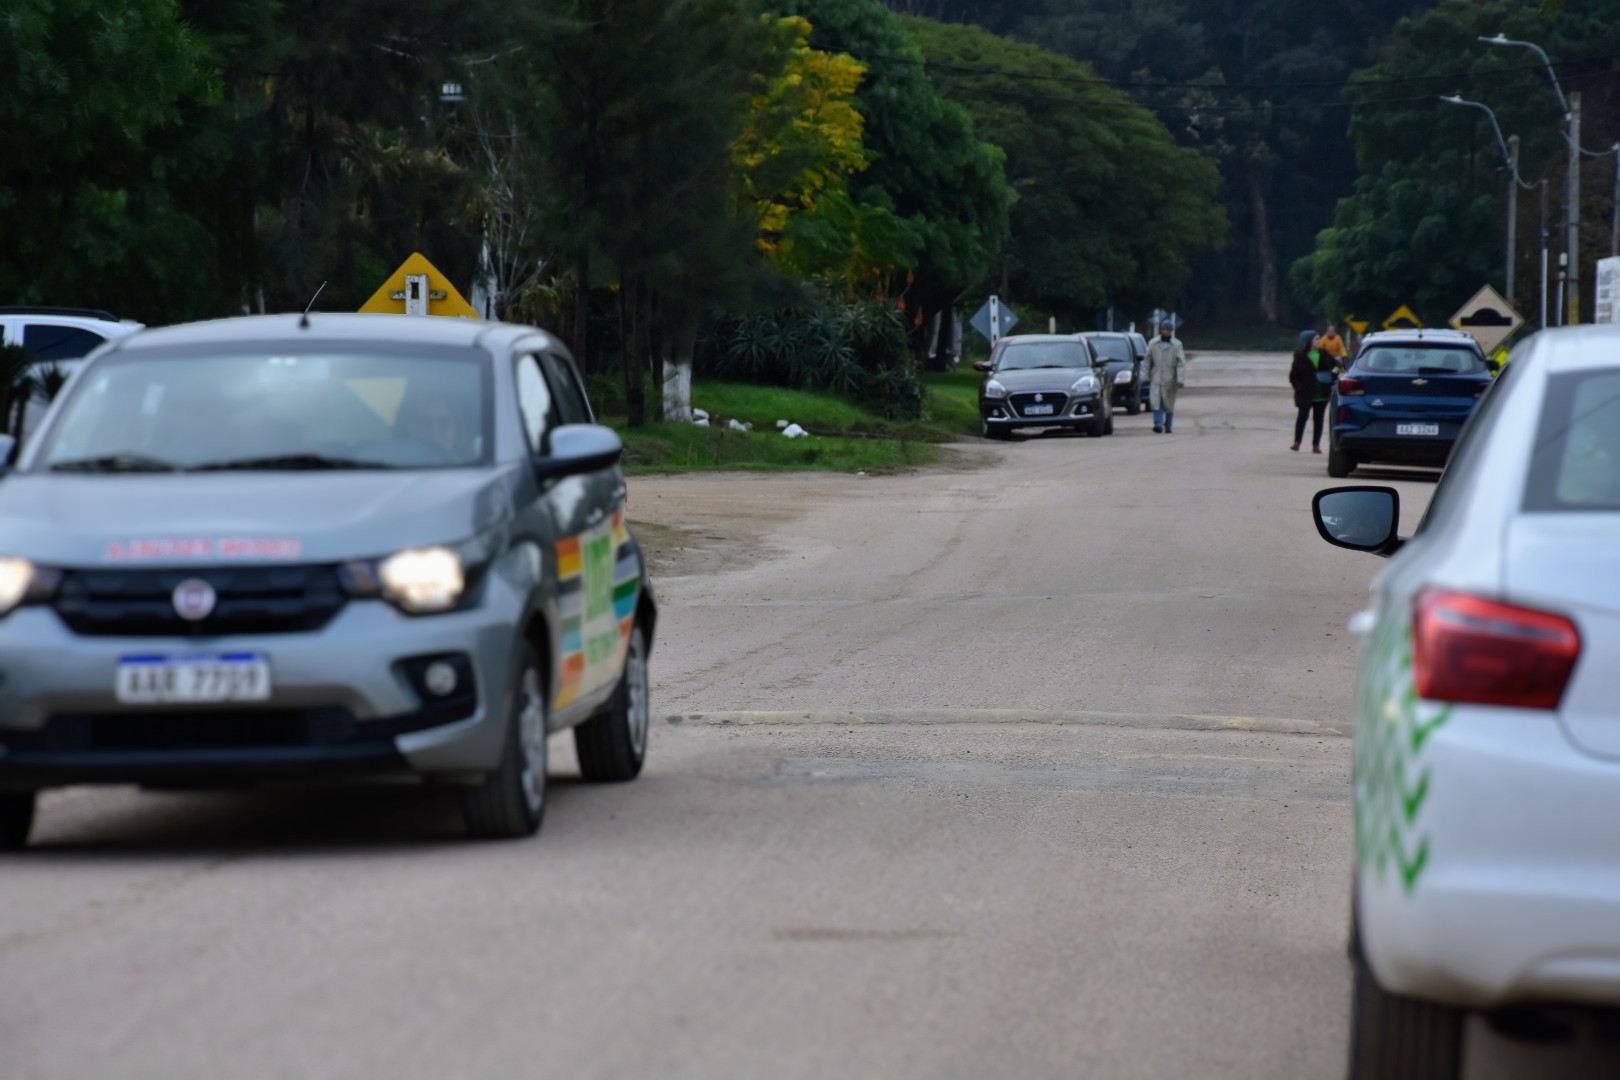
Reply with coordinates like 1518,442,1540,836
1313,486,1403,557
973,361,993,373
535,424,622,481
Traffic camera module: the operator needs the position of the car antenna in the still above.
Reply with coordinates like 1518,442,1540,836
299,281,327,329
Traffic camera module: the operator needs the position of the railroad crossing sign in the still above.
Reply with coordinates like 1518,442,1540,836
360,253,479,318
1345,315,1370,335
1449,284,1524,354
1383,305,1423,331
970,295,1020,343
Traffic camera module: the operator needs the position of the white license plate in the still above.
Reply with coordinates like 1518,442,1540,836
116,654,272,704
1023,404,1055,416
1396,423,1440,436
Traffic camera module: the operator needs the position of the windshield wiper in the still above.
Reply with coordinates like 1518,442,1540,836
189,453,383,472
50,453,179,474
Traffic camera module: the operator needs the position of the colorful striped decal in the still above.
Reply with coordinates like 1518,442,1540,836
554,509,642,711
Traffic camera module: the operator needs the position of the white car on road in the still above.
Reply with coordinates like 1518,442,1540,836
1313,324,1620,1079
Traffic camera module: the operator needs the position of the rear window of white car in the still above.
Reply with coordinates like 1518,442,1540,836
1525,370,1620,511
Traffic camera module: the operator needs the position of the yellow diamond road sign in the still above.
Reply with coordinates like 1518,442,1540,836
1449,284,1524,355
1382,305,1423,331
360,252,480,319
1345,315,1370,335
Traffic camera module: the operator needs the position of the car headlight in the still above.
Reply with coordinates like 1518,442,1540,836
983,379,1009,400
1113,369,1133,384
377,547,466,614
1070,375,1099,395
0,557,59,617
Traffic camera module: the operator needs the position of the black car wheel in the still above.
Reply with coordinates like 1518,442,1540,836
1348,946,1465,1080
1328,441,1357,479
980,418,1009,441
0,791,36,850
1125,398,1141,416
461,644,547,839
574,623,650,782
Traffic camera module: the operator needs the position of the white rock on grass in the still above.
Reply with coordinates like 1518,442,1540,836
776,419,790,430
693,417,710,427
782,423,808,439
728,418,750,432
693,408,710,421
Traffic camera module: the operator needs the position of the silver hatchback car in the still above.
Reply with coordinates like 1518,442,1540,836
0,314,656,845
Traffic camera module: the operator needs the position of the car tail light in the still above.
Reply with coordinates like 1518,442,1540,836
1339,376,1366,396
1414,588,1581,710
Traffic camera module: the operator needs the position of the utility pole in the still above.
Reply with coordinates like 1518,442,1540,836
1507,135,1520,301
1568,92,1582,324
1541,180,1551,328
1611,144,1620,257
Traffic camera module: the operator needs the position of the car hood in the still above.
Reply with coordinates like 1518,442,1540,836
0,468,516,567
992,368,1091,392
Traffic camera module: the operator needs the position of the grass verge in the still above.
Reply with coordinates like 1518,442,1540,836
920,370,982,437
615,422,939,475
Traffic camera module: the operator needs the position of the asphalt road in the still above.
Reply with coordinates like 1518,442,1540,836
4,353,1595,1078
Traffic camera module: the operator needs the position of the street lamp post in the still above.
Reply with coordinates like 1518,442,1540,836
1441,95,1525,304
1481,34,1580,323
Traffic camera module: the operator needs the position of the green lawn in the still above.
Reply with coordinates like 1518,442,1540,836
614,421,939,475
599,377,982,475
920,370,982,437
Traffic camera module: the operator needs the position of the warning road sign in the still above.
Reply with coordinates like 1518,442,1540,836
1382,305,1423,331
1345,316,1370,336
360,253,479,319
1449,284,1523,355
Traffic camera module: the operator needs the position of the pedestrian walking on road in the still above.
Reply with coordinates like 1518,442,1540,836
1146,322,1186,433
1290,330,1342,454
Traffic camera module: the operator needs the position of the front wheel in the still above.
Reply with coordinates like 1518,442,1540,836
980,418,1009,441
0,791,36,850
1348,948,1465,1080
1125,399,1141,416
1328,441,1357,479
575,623,650,782
1104,413,1115,436
461,644,548,839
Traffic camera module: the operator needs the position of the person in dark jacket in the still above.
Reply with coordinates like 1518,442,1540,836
1289,331,1342,453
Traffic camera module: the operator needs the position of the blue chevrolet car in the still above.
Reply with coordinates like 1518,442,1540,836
1327,329,1495,478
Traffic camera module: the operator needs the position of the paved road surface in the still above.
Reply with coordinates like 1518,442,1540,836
4,354,1599,1077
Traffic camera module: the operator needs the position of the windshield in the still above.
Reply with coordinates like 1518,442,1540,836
1086,337,1132,363
1357,346,1486,375
996,342,1090,372
36,349,489,473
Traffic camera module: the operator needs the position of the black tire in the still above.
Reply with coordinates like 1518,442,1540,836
1348,946,1465,1080
1328,441,1356,479
575,623,650,782
1125,400,1141,416
0,792,36,850
980,418,1009,441
461,644,547,839
1104,413,1115,435
1087,416,1106,437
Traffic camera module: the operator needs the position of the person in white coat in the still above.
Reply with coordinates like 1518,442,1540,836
1145,321,1187,433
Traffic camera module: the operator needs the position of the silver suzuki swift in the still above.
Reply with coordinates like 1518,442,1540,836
0,313,656,845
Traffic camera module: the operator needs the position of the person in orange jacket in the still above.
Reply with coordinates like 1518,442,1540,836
1320,323,1349,361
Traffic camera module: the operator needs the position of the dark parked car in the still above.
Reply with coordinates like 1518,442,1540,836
1078,332,1143,415
1327,329,1494,478
975,335,1114,439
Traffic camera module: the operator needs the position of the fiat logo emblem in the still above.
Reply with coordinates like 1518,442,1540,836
172,578,217,621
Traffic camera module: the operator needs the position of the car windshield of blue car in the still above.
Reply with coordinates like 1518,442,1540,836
38,349,490,473
997,343,1089,371
1358,347,1486,376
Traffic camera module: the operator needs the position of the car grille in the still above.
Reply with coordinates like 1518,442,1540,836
1009,392,1069,417
54,565,347,637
